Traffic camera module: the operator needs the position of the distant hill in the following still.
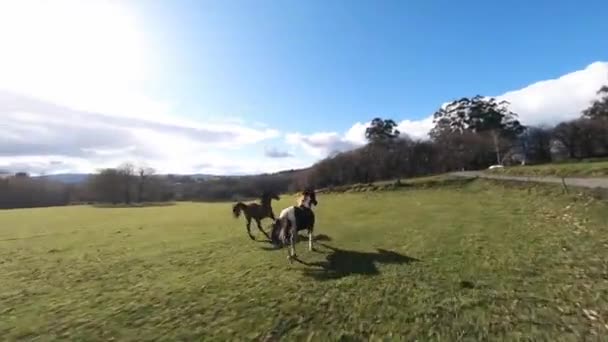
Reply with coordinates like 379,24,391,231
32,168,309,185
36,173,92,184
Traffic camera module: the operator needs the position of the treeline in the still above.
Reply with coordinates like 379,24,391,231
177,170,300,202
0,163,174,209
551,118,608,159
84,163,175,204
302,140,437,189
0,174,72,209
0,165,301,209
302,86,608,188
2,85,607,208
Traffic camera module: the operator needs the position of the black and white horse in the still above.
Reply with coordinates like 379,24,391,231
271,189,318,262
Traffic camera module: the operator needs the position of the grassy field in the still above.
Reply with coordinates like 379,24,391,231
1,180,608,340
487,160,608,178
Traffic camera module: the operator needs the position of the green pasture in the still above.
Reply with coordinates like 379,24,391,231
1,180,607,340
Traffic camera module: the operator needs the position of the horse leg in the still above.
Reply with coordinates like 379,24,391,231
288,225,297,262
308,226,314,252
309,214,316,251
246,216,255,240
256,218,270,240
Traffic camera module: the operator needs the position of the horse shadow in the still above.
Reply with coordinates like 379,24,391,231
258,234,332,251
296,243,420,281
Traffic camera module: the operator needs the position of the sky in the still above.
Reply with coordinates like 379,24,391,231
1,0,608,175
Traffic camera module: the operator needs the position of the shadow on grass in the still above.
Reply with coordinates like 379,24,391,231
91,202,176,208
296,243,420,281
258,234,333,251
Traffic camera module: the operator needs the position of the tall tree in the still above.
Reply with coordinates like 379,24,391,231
137,165,155,202
90,168,123,203
365,117,400,144
117,162,135,204
363,117,401,183
552,120,580,159
430,95,525,165
582,85,608,120
518,126,553,164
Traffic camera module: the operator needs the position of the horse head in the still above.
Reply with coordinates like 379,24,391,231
261,191,280,204
299,188,318,208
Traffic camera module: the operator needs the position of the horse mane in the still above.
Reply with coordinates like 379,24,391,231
297,195,306,206
297,190,314,207
258,192,280,212
260,192,272,204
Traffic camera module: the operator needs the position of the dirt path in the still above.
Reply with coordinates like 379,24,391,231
450,171,608,189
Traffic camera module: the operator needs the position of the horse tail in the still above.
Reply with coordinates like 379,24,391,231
232,202,246,218
277,217,287,245
270,218,282,245
277,217,293,245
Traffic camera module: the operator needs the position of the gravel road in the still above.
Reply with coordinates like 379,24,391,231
450,171,608,189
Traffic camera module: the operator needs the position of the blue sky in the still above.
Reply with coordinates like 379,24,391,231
0,0,607,175
139,0,608,129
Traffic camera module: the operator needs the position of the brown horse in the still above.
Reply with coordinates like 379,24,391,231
232,192,280,240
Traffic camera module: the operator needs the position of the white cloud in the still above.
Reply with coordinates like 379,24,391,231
498,61,608,126
285,117,435,157
396,117,435,140
0,91,284,175
0,1,289,175
289,61,608,159
342,122,369,145
286,132,361,158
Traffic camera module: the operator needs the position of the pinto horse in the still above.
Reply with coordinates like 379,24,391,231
271,189,318,262
232,192,280,240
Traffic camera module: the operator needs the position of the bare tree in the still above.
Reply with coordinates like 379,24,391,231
117,162,135,204
90,168,123,203
582,85,608,120
519,126,553,164
137,165,156,202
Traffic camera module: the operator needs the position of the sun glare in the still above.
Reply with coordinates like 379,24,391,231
0,0,148,111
